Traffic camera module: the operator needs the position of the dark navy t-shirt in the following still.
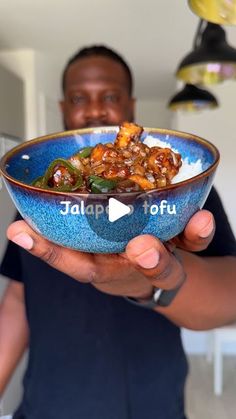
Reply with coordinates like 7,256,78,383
1,187,236,419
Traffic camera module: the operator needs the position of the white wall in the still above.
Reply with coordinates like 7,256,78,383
0,50,63,139
0,50,38,140
0,65,24,138
136,99,173,128
34,51,63,135
173,82,236,354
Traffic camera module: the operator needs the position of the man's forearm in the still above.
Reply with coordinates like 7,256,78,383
156,253,236,330
0,282,29,395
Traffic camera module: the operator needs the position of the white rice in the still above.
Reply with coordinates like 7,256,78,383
143,135,203,183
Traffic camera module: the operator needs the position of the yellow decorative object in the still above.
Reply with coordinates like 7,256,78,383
189,0,236,25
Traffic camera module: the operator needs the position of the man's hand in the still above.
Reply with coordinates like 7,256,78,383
6,210,214,300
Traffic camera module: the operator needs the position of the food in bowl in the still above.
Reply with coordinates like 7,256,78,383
0,126,220,253
32,122,183,193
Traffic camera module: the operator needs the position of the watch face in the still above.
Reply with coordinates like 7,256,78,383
125,279,185,309
153,288,162,302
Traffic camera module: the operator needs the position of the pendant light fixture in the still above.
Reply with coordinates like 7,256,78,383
189,0,236,25
168,84,218,111
176,20,236,85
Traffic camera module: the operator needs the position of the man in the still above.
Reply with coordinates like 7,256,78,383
0,45,236,419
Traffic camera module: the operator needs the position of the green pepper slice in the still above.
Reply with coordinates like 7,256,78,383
89,175,117,193
37,158,83,192
78,146,93,158
32,176,45,187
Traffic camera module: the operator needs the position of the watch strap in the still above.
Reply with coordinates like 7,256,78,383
125,280,185,309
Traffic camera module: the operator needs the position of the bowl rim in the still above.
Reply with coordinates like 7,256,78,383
0,126,220,196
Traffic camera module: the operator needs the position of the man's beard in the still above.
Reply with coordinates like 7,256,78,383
63,120,112,130
63,113,134,131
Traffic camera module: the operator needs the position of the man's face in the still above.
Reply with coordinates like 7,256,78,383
60,56,135,130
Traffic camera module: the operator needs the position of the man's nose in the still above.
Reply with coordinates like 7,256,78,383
85,100,107,120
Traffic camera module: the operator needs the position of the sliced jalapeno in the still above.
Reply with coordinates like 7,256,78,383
34,158,83,192
78,146,93,158
43,177,83,192
32,176,45,187
89,175,117,193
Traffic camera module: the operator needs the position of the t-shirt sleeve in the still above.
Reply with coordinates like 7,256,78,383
197,186,236,257
0,212,24,282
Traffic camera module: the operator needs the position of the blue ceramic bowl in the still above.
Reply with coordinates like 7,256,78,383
0,127,219,253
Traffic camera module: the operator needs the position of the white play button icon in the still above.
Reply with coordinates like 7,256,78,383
85,193,150,244
108,198,131,222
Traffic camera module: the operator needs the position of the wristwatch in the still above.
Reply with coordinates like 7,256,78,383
125,280,185,309
125,248,186,309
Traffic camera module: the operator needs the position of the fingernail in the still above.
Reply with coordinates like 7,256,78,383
135,247,160,269
11,232,34,250
199,219,214,238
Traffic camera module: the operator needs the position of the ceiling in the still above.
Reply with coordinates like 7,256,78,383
1,0,236,100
